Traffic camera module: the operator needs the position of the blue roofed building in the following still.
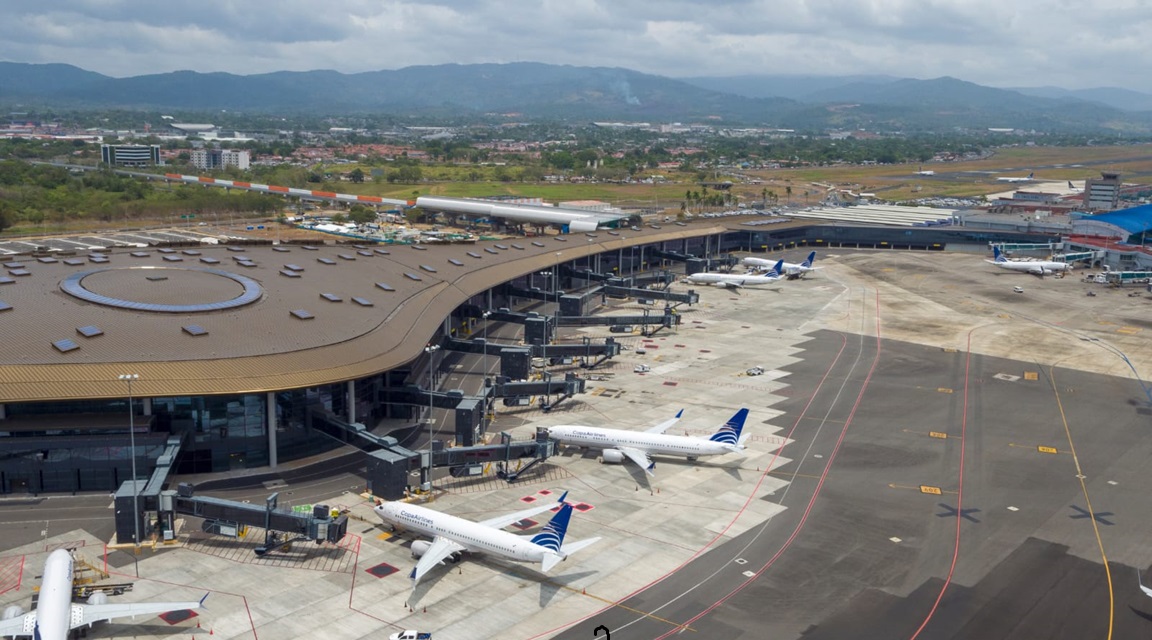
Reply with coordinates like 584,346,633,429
1071,204,1152,243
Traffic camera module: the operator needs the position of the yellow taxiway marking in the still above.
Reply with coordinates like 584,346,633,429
937,387,954,394
888,483,957,495
377,532,395,541
1048,364,1115,638
902,429,951,439
1008,443,1068,454
1116,326,1141,334
1024,371,1039,381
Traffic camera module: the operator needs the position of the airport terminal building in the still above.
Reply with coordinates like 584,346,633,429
0,218,1056,495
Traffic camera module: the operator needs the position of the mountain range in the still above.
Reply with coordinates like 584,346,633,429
2,61,1151,134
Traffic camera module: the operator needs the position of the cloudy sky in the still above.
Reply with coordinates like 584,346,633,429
1,1,1149,90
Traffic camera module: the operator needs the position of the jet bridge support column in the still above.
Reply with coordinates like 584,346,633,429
267,392,278,469
346,380,356,424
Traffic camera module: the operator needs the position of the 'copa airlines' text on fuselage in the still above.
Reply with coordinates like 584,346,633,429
550,427,735,457
385,503,549,562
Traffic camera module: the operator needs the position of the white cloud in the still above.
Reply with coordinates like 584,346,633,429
0,1,1149,89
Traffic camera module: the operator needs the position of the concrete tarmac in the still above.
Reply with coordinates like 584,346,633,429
4,249,1152,639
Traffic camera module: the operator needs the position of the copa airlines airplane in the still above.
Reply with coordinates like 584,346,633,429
374,491,600,587
547,408,750,475
986,247,1071,276
743,251,819,278
0,549,205,640
997,171,1035,183
915,166,936,176
683,261,783,289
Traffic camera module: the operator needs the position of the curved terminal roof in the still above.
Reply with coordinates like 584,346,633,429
0,226,721,403
416,196,631,232
1072,204,1152,239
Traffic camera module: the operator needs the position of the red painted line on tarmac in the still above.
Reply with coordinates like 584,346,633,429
653,289,885,639
907,327,974,639
528,290,872,639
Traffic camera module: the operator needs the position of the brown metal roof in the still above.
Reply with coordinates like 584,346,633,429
0,226,725,402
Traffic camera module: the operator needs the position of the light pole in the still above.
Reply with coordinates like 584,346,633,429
118,373,140,547
422,345,440,493
481,310,492,368
423,345,440,443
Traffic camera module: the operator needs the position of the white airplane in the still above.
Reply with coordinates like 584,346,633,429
547,408,750,475
986,247,1071,276
683,261,783,289
915,166,936,176
0,549,205,640
374,491,600,587
743,251,819,278
996,171,1035,183
1067,180,1083,194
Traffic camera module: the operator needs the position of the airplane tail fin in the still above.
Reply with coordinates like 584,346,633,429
708,408,749,447
1027,172,1034,179
802,251,816,269
531,503,573,553
993,246,1007,263
1068,181,1075,189
767,259,785,277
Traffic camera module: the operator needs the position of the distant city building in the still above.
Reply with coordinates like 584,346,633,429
1084,172,1122,211
169,123,217,134
190,148,250,171
100,144,161,167
557,200,613,212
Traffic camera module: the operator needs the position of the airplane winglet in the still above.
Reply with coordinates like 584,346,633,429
199,593,210,607
675,409,684,419
558,490,569,504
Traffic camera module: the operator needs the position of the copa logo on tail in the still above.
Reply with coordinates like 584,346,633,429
708,408,749,445
530,503,572,552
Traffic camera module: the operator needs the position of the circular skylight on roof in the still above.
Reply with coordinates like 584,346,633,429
60,267,263,313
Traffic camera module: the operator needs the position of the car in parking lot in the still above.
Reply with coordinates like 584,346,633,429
746,366,765,376
1013,286,1024,294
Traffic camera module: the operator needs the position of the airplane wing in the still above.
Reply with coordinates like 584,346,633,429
73,597,205,629
645,409,684,434
719,281,743,290
618,446,655,475
478,492,568,529
0,611,36,637
411,536,466,584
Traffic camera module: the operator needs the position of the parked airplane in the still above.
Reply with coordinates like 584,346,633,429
743,251,819,278
0,549,206,640
996,172,1035,183
986,247,1071,276
374,491,599,587
1067,180,1084,193
683,261,783,289
547,408,750,475
915,166,936,176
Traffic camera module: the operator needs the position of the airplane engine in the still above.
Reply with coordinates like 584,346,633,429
87,592,109,605
410,540,461,562
2,605,24,620
597,449,626,465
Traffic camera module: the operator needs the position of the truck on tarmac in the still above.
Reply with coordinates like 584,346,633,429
389,631,432,640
